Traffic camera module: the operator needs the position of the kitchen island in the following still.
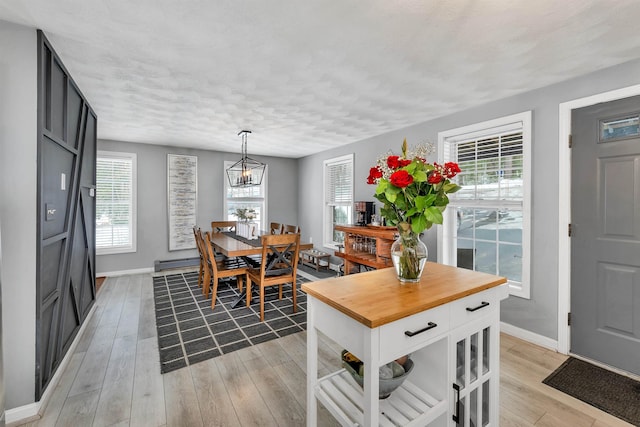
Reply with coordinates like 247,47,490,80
302,262,508,426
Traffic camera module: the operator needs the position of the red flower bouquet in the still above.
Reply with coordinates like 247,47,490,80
367,139,461,234
367,139,461,282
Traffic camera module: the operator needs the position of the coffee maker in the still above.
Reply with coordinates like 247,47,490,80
355,201,375,226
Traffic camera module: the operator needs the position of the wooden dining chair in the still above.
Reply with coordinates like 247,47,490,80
246,233,300,321
282,224,300,234
211,220,237,233
269,222,283,234
202,231,248,309
192,226,206,289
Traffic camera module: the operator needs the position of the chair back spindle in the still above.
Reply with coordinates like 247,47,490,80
282,224,300,234
211,220,237,233
269,222,284,234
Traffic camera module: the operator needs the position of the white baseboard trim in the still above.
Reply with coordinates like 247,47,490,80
5,402,39,426
500,321,560,353
96,267,154,277
6,303,98,426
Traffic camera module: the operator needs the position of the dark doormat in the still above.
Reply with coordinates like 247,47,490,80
542,357,640,426
153,271,313,374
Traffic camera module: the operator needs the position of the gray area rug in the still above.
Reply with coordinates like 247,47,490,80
542,357,640,426
298,263,339,279
153,271,313,374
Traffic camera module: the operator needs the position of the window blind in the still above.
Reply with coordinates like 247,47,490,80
453,131,524,202
326,159,353,203
96,155,134,250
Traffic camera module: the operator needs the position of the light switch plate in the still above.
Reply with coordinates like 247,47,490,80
46,204,56,221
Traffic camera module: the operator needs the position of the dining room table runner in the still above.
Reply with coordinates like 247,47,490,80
222,231,262,247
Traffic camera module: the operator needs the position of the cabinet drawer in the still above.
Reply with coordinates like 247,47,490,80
450,287,498,329
379,304,449,363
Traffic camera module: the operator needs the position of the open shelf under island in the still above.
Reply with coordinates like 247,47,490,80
302,263,508,427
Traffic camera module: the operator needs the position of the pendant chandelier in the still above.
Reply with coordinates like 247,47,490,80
226,130,266,187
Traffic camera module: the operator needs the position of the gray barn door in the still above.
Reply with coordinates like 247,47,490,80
36,31,97,398
571,95,640,376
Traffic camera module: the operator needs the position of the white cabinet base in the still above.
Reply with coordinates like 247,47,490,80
303,265,508,427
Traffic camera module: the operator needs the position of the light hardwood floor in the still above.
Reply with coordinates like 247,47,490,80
15,273,633,427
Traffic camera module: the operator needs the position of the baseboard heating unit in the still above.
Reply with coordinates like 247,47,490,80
154,257,200,272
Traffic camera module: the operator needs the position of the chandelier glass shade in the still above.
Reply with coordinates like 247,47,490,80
226,130,266,187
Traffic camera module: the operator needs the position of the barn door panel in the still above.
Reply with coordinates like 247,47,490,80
36,31,97,399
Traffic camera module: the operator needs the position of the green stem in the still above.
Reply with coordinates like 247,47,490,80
397,222,421,280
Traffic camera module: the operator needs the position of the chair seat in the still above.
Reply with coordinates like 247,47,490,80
247,268,294,284
219,264,248,278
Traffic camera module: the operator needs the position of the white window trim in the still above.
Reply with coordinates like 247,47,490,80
96,150,137,255
222,161,268,231
437,111,531,299
323,153,354,249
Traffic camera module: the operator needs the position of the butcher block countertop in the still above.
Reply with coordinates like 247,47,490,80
301,262,507,328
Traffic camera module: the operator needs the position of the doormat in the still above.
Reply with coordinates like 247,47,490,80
153,271,312,374
542,357,640,425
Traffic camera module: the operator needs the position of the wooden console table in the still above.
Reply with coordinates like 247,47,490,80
334,225,396,274
302,263,508,426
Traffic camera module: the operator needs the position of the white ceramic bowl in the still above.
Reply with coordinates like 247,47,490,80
341,351,415,399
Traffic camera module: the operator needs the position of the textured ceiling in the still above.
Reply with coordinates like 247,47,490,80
2,1,640,158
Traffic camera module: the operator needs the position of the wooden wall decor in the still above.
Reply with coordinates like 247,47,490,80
36,31,97,399
167,154,198,251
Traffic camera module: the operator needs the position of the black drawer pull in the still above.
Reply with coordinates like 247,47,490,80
404,322,437,337
466,301,490,312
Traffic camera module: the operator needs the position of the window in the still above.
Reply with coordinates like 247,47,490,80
223,162,267,230
96,151,136,255
438,112,531,298
323,154,353,248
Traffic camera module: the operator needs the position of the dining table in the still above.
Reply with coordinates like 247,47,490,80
209,231,314,307
209,231,313,256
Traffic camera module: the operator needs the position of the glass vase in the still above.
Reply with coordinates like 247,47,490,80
391,222,428,283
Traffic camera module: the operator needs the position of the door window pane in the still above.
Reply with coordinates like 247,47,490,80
482,327,490,375
482,380,490,426
456,339,465,388
600,115,640,141
470,333,478,383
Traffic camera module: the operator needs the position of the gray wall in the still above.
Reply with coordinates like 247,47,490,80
96,140,299,274
299,57,640,342
0,21,37,409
